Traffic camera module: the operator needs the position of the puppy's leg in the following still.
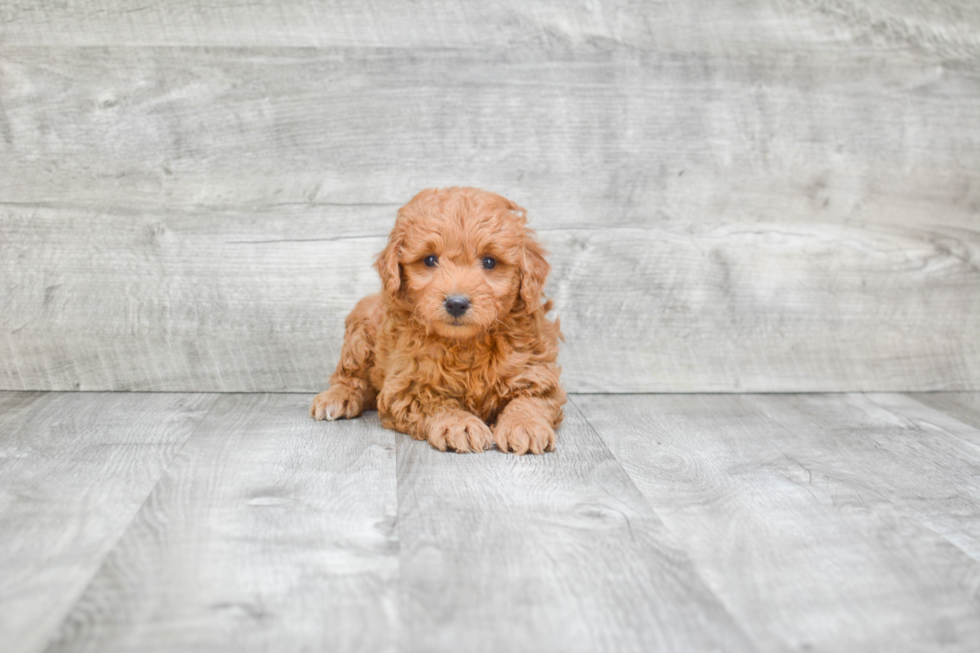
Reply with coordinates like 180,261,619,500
424,409,495,453
378,386,493,453
492,362,566,456
311,295,381,421
492,396,564,455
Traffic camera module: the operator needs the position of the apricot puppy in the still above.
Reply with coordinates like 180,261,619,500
310,187,565,454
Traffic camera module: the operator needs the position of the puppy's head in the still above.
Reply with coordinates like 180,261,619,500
376,187,549,339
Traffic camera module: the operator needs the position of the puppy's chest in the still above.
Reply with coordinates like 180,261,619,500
423,343,518,406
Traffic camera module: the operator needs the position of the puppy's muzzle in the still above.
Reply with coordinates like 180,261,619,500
444,295,470,318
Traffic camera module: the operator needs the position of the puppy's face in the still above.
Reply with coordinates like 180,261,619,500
377,188,549,339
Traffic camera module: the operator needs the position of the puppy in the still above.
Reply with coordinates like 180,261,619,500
310,187,566,454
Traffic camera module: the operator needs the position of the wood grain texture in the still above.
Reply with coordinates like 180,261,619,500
0,390,45,423
908,392,980,432
44,394,398,653
2,0,978,58
2,45,978,222
550,221,980,392
572,393,980,652
1,205,385,393
2,205,978,392
4,390,980,651
2,2,979,394
0,391,217,653
395,402,754,653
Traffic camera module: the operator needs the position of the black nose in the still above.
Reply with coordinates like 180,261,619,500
444,295,470,318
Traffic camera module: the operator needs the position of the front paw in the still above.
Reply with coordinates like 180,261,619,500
493,414,556,455
426,411,494,453
310,384,364,421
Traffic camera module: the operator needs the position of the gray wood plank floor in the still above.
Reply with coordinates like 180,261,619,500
2,391,979,652
0,393,217,653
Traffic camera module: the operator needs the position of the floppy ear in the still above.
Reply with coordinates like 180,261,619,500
374,228,403,298
518,235,550,313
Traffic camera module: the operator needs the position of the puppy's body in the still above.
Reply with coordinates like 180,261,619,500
311,187,565,454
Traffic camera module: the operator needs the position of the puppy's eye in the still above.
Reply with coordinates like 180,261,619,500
482,256,497,270
423,255,438,267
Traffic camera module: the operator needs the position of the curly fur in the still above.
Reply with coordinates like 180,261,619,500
310,187,566,454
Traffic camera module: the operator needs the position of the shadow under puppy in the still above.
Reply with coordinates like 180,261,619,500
311,187,566,454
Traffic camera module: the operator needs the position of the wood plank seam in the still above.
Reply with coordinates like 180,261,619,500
563,394,757,644
760,392,980,568
32,394,223,653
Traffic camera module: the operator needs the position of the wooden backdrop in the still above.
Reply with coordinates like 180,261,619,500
1,1,978,393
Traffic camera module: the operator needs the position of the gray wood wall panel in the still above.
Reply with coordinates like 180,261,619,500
3,205,977,392
2,0,979,55
0,391,216,653
572,393,980,652
2,46,978,221
1,2,978,392
44,394,398,653
1,206,384,392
